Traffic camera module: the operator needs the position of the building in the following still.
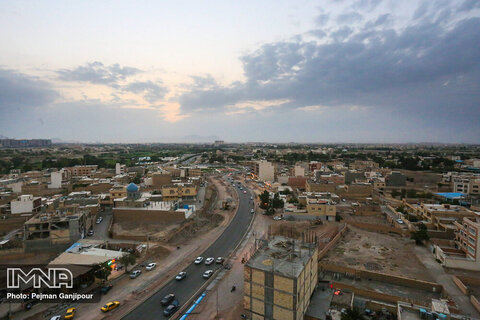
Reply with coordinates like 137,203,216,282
344,171,365,184
161,184,197,201
433,214,480,270
254,160,275,182
287,176,307,190
152,172,173,188
305,201,336,221
386,171,407,187
244,236,318,320
453,178,480,195
23,210,94,252
290,166,305,177
108,185,127,205
66,165,98,177
48,169,69,189
115,163,126,175
0,139,51,148
316,173,345,185
10,195,42,214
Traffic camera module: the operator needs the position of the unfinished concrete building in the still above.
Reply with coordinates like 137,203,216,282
23,210,92,253
244,236,318,320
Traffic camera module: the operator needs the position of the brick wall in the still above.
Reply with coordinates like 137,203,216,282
318,224,347,260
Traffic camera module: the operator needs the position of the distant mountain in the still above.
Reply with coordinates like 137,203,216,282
178,135,220,143
0,134,9,139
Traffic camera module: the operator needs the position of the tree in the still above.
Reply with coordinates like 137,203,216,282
265,206,275,216
272,193,284,209
341,308,365,320
411,223,429,245
93,261,112,281
259,191,270,209
335,213,343,222
119,254,137,272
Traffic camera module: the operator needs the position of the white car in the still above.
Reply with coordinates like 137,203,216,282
194,257,204,264
273,216,282,221
202,270,214,279
175,271,187,280
205,257,214,265
396,219,404,224
50,316,61,320
145,262,156,271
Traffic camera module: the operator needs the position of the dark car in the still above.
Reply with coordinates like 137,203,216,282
163,300,180,317
160,294,175,306
100,284,113,294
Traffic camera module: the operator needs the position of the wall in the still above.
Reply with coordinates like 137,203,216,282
318,224,347,260
346,221,407,236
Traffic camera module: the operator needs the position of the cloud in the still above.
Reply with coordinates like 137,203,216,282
177,9,480,121
336,12,364,24
122,80,168,103
0,68,58,113
57,61,141,86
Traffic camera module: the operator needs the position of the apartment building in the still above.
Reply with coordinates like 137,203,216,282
115,163,126,175
254,160,275,182
305,201,336,221
244,236,318,320
386,171,407,187
162,183,197,201
66,165,98,177
433,214,480,270
453,179,480,195
315,173,345,185
10,195,42,214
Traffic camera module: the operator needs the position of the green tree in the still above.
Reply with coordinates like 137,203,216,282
119,254,137,272
411,223,429,245
93,261,112,281
335,213,343,222
272,193,284,209
259,191,270,209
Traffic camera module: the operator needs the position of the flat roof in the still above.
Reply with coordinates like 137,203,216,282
435,192,466,200
246,236,316,278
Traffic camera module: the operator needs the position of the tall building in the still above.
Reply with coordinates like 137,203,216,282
115,163,126,175
244,236,318,320
254,160,275,182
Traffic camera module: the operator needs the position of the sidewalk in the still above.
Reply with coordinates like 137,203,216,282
413,245,480,318
190,212,272,319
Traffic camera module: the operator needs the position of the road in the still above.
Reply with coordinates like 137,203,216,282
122,178,254,320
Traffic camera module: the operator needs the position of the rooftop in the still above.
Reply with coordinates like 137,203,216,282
246,236,316,278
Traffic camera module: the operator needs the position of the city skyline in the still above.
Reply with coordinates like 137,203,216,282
1,0,480,143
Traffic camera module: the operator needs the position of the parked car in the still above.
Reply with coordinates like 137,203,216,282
160,294,175,306
202,270,213,279
175,271,187,281
101,301,120,312
396,219,404,224
163,300,180,317
215,257,224,264
64,307,76,319
129,270,142,279
205,257,214,265
273,216,282,221
146,262,156,271
49,316,61,320
100,284,113,294
251,209,255,214
194,256,203,264
87,230,94,236
96,217,103,224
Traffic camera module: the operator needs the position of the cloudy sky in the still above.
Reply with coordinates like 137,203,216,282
1,0,479,143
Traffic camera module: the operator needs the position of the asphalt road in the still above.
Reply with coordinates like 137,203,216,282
122,177,254,320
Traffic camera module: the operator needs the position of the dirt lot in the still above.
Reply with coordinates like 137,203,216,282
343,214,392,226
323,226,434,281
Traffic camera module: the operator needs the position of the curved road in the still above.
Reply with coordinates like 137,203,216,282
122,177,254,320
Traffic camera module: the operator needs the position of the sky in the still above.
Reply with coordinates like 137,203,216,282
0,0,479,143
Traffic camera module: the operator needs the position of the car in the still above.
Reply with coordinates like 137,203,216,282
175,271,187,281
163,300,180,317
273,216,282,221
64,307,76,319
101,301,120,312
215,257,224,264
100,284,113,294
205,257,214,265
96,217,103,224
396,219,404,224
87,229,94,236
194,256,203,264
146,262,156,271
250,196,253,200
160,294,175,306
50,316,61,320
251,209,255,214
129,270,141,279
243,190,247,194
203,270,214,279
